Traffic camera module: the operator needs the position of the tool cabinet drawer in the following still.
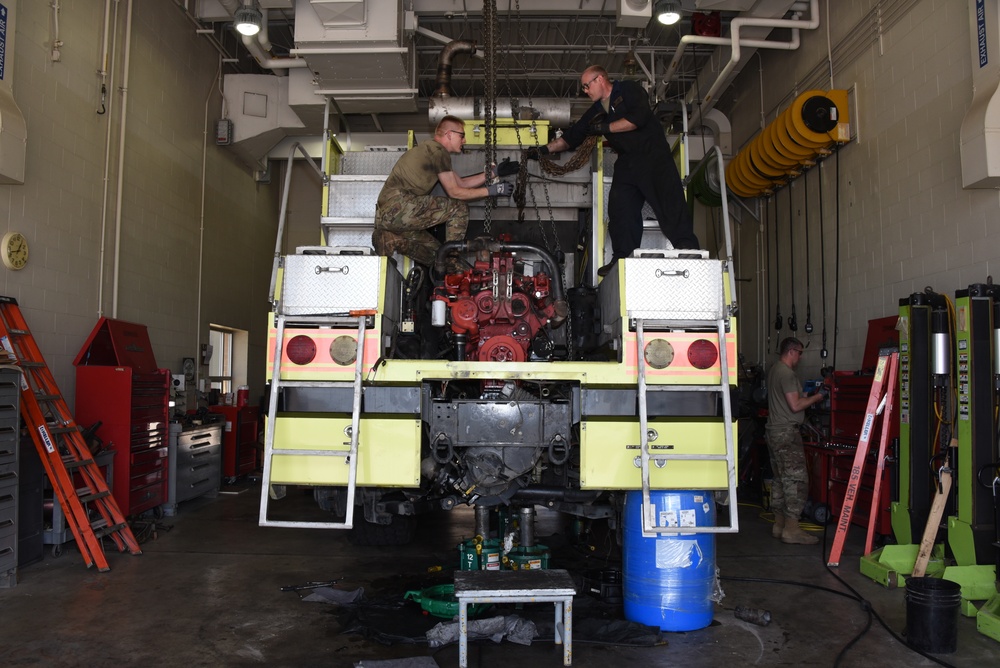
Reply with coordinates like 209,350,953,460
0,470,16,498
178,443,221,470
0,544,15,574
0,438,17,475
178,426,222,451
129,484,165,512
175,461,221,503
131,446,168,468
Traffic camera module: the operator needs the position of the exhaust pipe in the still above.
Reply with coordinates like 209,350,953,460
433,40,477,99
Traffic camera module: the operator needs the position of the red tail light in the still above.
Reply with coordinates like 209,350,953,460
286,335,317,365
687,339,718,369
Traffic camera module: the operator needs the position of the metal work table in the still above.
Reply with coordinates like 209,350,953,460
454,568,576,667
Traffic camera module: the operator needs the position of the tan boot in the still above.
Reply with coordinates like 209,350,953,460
372,229,402,257
781,517,819,545
771,514,785,539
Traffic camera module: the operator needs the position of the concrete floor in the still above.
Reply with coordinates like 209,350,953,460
1,484,996,667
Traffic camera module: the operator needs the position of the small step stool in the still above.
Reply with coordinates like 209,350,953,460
454,569,576,667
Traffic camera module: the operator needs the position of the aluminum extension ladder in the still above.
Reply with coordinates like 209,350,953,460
0,295,141,570
632,144,740,537
258,308,366,529
635,314,740,536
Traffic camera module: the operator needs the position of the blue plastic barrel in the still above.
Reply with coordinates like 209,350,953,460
622,490,717,631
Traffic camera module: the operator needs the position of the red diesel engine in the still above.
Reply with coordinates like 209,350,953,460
434,248,560,363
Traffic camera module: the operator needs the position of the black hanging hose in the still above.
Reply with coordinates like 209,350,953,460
765,197,773,356
773,190,783,347
833,147,842,370
787,183,798,332
804,169,813,334
818,159,829,360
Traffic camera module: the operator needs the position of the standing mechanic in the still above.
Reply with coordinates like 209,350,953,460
766,337,826,545
527,65,699,276
372,114,516,269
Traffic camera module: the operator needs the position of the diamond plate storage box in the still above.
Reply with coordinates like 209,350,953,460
625,257,724,322
281,253,382,315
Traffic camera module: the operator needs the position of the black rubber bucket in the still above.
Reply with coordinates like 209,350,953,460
904,577,962,654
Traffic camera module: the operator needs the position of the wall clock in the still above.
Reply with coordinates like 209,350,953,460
2,232,28,270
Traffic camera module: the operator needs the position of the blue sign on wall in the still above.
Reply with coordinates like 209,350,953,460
979,0,989,68
0,4,7,81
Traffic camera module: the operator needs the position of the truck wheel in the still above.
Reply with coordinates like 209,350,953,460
348,514,417,547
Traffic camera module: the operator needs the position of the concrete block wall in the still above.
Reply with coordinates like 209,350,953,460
721,0,998,380
0,2,278,407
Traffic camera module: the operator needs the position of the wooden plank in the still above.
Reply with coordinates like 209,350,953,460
911,462,954,578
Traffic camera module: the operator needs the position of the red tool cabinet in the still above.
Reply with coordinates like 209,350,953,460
804,442,894,535
208,405,259,481
801,316,899,534
74,318,170,517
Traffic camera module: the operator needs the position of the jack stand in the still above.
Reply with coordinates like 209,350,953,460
458,505,550,570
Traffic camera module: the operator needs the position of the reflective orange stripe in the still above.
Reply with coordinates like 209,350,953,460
625,332,738,381
267,329,381,378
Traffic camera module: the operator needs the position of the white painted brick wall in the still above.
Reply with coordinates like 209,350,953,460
0,2,278,407
724,0,999,380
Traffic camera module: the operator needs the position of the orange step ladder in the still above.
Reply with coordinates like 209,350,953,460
827,351,898,567
0,296,141,571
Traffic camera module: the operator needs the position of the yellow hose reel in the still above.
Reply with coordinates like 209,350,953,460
726,90,849,198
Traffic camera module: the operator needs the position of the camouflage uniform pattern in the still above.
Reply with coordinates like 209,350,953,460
373,188,469,267
765,426,809,518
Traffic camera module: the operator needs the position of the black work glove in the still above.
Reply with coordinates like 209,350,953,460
495,158,520,177
487,181,514,197
585,122,610,136
524,146,550,161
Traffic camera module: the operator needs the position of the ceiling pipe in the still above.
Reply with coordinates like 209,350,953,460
416,26,485,58
423,39,572,126
256,4,273,51
669,0,820,125
218,0,307,73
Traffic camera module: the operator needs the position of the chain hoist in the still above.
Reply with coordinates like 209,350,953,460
482,0,500,235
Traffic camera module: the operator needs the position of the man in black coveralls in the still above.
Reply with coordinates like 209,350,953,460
528,65,699,276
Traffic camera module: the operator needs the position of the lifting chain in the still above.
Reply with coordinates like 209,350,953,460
504,0,565,261
482,0,501,236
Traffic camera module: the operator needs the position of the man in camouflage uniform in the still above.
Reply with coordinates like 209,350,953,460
372,115,516,269
766,337,826,545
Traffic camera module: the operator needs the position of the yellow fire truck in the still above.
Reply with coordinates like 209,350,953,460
260,118,739,547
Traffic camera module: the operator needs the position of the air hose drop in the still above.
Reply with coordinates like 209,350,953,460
726,90,849,198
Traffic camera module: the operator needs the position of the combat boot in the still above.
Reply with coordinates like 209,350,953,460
372,228,402,257
781,517,819,545
771,513,785,539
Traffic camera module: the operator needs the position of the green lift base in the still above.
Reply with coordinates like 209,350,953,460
978,593,1000,642
859,543,945,588
942,564,998,617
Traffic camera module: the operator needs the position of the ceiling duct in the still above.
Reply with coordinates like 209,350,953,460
0,0,26,185
961,0,1000,188
617,0,652,29
289,0,417,113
